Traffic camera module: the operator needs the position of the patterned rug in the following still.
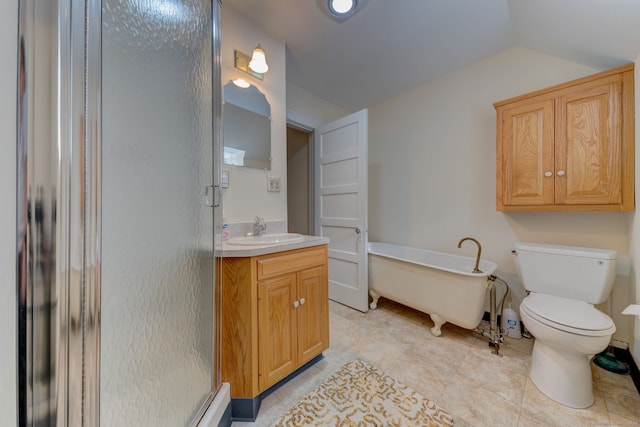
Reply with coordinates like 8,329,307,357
272,359,454,426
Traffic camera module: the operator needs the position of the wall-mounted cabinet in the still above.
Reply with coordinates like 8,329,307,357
221,244,329,414
494,64,634,212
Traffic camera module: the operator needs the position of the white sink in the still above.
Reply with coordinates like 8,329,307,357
227,233,304,246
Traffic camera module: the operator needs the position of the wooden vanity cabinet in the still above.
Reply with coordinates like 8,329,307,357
221,244,329,401
495,64,634,212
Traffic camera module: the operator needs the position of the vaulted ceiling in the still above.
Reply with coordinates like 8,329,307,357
226,0,640,111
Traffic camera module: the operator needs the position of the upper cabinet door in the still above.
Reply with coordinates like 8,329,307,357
499,98,555,207
554,76,622,205
494,63,634,212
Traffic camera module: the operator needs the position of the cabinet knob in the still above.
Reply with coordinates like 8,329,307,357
557,170,565,176
299,298,305,305
292,300,299,308
544,171,552,177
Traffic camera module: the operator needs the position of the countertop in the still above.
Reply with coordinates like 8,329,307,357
220,235,329,257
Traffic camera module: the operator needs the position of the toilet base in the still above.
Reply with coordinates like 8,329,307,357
530,340,594,408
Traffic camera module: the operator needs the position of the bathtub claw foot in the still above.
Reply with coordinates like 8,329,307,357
369,290,380,310
430,314,446,337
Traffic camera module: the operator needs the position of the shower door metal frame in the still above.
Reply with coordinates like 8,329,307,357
18,0,100,423
17,0,222,425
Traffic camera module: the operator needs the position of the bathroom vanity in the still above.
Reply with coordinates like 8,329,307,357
220,236,329,419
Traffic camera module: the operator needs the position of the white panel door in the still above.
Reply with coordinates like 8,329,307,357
315,109,368,312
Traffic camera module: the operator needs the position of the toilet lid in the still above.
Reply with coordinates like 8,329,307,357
521,293,615,336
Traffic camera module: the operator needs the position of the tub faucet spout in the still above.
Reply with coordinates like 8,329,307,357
457,237,482,273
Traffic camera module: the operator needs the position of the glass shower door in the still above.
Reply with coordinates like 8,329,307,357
100,1,219,425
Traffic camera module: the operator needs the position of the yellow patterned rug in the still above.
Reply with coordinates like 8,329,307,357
272,359,454,426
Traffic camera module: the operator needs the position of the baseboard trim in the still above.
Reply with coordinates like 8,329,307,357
218,403,232,427
230,354,324,422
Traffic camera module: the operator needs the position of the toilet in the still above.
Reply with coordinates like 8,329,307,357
515,242,617,409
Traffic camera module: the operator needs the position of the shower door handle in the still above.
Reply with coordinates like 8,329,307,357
204,185,221,208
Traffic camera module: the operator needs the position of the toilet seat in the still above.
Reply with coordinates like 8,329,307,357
521,293,615,337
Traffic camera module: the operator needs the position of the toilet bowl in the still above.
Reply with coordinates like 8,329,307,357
520,293,615,408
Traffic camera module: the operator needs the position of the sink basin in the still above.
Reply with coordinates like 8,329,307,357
227,233,304,246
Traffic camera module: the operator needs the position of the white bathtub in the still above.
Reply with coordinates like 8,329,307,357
368,242,498,336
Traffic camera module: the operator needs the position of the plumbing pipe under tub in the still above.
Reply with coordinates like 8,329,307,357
473,275,508,356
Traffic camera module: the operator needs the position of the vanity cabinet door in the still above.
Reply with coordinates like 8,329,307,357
257,274,298,392
297,265,329,365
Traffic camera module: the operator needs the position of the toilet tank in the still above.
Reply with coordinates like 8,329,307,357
515,242,617,304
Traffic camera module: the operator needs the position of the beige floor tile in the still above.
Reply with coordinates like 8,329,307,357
520,377,610,426
384,348,455,403
232,300,640,426
601,380,640,423
468,335,532,376
452,351,528,405
440,377,522,426
597,365,638,396
608,411,640,426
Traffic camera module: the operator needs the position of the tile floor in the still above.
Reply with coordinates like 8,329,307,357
232,298,640,426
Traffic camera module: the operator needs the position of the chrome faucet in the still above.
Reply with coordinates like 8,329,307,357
457,237,482,273
252,216,267,236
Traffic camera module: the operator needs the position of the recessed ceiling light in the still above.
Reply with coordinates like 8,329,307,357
328,0,357,17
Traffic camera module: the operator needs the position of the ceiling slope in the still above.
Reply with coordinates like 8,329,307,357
226,0,640,111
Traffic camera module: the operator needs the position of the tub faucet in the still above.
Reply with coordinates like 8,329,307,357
457,237,482,273
252,216,267,236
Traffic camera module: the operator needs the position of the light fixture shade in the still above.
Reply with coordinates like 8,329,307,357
249,44,269,74
232,78,250,88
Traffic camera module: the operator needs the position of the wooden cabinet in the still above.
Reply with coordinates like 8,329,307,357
495,64,634,212
221,244,329,400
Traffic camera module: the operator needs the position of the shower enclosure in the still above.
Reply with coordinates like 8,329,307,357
17,0,223,425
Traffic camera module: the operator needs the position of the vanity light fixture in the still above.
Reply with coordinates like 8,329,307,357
249,44,269,74
234,44,269,80
232,78,250,88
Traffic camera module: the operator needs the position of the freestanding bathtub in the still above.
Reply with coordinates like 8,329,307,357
368,242,498,336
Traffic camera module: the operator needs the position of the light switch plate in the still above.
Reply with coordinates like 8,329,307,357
267,176,281,192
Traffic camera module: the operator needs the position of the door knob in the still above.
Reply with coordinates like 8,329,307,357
299,298,305,305
544,171,552,177
292,300,300,308
557,170,565,176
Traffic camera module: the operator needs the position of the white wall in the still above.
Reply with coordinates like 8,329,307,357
221,5,288,223
368,47,634,345
287,82,351,127
0,1,18,424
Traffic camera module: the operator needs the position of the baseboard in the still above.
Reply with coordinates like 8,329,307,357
612,347,640,394
218,404,232,427
230,354,324,422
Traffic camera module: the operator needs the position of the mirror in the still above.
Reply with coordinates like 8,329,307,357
223,81,271,169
